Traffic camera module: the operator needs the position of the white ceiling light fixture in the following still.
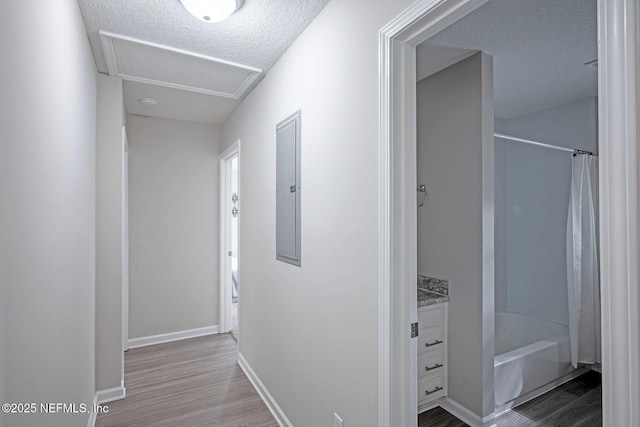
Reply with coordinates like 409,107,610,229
179,0,241,23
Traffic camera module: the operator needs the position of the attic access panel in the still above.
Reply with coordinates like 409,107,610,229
99,31,262,98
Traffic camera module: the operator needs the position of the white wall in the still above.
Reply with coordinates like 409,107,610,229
416,53,494,417
96,74,125,392
219,0,413,425
494,98,598,324
0,0,97,426
494,119,508,312
0,267,5,427
128,115,220,339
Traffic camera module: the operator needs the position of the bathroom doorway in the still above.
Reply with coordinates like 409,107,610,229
219,141,240,341
416,0,600,420
379,0,639,426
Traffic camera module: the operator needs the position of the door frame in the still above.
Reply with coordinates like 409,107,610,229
219,140,241,334
378,0,640,426
121,125,129,384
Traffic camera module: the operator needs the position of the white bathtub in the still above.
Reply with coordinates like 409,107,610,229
494,311,575,408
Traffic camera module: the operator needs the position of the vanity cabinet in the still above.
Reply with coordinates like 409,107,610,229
417,302,448,411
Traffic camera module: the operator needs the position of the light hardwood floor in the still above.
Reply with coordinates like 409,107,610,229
99,333,601,426
96,334,278,427
419,371,602,427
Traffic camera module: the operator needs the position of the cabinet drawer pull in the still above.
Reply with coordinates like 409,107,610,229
425,339,443,348
425,363,443,371
425,386,443,396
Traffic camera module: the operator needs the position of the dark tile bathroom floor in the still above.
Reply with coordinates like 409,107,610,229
418,371,602,427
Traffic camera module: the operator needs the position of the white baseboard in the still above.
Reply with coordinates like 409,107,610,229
418,398,443,414
96,384,126,404
439,397,483,427
128,325,219,349
87,384,127,427
86,394,98,427
238,353,293,427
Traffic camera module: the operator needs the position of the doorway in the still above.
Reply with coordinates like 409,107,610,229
219,141,240,341
378,0,640,426
122,125,129,391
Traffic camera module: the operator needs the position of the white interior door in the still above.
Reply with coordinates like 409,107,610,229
228,157,239,334
219,142,240,335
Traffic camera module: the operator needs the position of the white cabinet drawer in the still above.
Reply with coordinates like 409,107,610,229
418,351,444,376
418,305,444,329
418,326,444,352
417,301,447,412
418,373,445,403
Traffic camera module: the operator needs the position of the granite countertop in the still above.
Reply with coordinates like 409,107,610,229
417,288,450,307
417,274,450,307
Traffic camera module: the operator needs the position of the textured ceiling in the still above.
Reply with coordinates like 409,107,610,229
124,80,238,125
78,0,331,124
416,0,597,119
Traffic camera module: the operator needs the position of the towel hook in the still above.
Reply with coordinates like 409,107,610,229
417,185,428,207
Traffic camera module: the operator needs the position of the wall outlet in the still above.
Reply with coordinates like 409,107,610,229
333,413,343,427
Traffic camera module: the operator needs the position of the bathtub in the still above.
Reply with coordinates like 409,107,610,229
494,312,576,408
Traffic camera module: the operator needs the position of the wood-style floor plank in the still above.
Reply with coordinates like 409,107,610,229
535,387,602,427
418,406,468,427
96,334,278,427
418,372,602,427
509,387,576,421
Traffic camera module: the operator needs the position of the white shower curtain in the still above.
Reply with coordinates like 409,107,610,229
566,154,600,368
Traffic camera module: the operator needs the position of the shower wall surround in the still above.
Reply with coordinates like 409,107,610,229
494,98,597,325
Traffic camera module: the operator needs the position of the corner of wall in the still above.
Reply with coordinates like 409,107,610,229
96,73,125,392
1,0,99,424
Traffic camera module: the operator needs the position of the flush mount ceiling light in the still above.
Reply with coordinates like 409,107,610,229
179,0,241,23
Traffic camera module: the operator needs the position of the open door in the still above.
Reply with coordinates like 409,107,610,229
219,142,240,338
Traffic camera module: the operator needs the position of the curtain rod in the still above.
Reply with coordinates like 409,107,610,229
494,133,594,156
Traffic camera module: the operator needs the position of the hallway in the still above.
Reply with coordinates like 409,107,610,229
96,335,277,426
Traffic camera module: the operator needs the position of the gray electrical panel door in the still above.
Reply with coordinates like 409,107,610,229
276,110,301,266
